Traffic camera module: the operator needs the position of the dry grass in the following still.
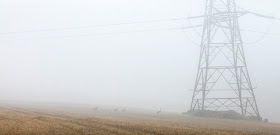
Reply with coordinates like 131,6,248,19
0,107,279,135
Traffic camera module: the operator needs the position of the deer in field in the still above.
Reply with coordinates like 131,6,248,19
121,108,126,112
264,118,269,123
156,108,162,115
92,107,98,111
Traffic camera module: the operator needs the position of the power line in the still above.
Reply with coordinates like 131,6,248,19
248,11,280,20
233,2,280,20
0,15,204,35
242,29,280,36
46,25,203,39
230,1,280,20
3,25,202,40
231,4,280,45
242,26,280,45
181,24,201,47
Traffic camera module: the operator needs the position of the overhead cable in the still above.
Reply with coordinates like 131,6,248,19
0,15,204,35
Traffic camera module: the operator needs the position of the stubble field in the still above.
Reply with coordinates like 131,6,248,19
0,106,279,135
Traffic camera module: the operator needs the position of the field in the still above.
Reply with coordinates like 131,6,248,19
0,106,279,135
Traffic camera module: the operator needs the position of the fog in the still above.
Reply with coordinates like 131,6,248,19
0,0,279,123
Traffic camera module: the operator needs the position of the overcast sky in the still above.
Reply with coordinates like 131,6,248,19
0,0,279,122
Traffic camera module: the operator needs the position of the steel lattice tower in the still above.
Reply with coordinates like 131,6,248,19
190,0,260,118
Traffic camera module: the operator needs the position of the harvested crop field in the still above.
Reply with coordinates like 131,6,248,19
0,106,279,135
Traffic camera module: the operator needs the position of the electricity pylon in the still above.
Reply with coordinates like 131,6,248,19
190,0,260,118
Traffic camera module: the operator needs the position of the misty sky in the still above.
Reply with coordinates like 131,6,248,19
0,0,279,122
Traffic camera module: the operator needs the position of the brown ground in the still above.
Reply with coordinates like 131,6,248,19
0,106,279,135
